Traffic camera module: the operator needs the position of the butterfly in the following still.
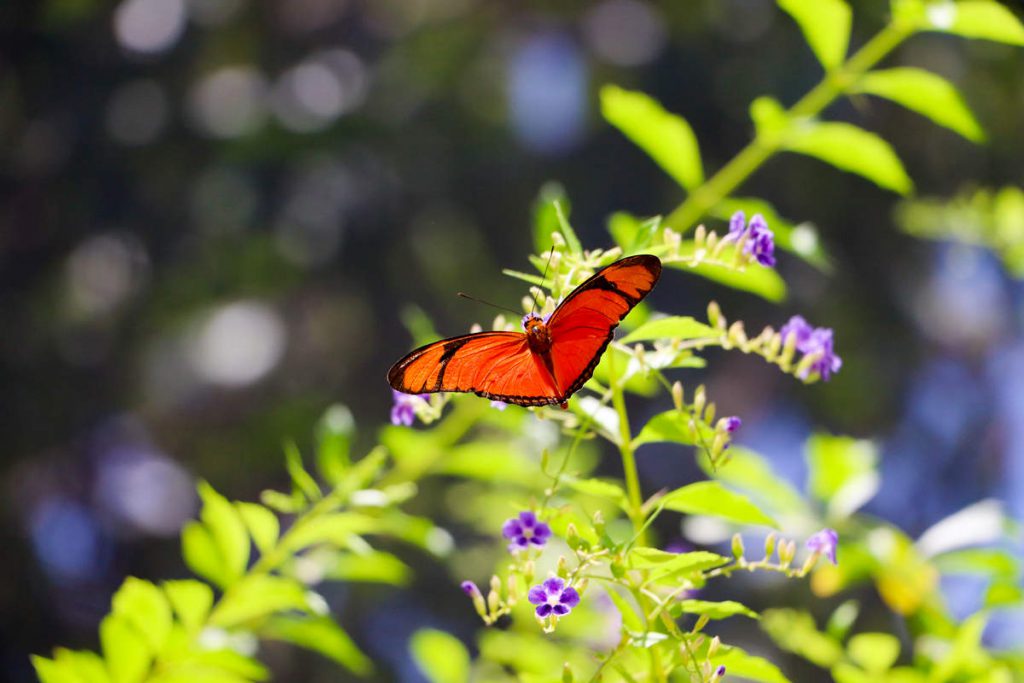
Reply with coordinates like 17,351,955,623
387,254,662,409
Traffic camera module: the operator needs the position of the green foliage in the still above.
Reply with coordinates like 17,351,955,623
777,0,852,70
410,629,471,683
784,121,913,195
661,481,778,528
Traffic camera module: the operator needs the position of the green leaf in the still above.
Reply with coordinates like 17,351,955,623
662,481,778,528
761,609,844,668
608,212,662,252
432,441,541,486
778,0,852,70
111,578,172,653
210,575,312,628
634,410,706,448
52,649,112,683
699,446,807,518
532,182,573,253
181,521,229,588
283,511,377,551
187,650,269,681
163,580,213,634
676,599,759,620
600,85,704,190
786,121,913,194
604,587,645,633
925,0,1024,45
854,67,985,142
326,551,412,585
565,477,628,506
629,548,728,573
197,481,250,583
264,616,373,676
806,434,879,517
236,502,279,555
847,632,901,673
933,548,1019,579
620,316,717,344
100,614,151,683
316,404,354,486
410,629,471,683
712,645,792,683
552,199,582,256
32,657,76,683
285,441,322,502
664,257,787,302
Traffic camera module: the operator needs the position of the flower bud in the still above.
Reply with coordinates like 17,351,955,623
523,560,535,584
551,232,566,248
795,351,822,381
778,540,795,567
764,532,777,559
672,381,684,410
487,586,500,614
562,663,574,683
694,614,710,633
704,402,717,425
566,523,580,550
557,555,569,578
592,510,606,537
728,321,748,347
706,231,719,253
461,581,487,617
507,574,519,601
707,301,723,329
731,533,745,560
694,224,707,247
779,330,798,367
714,665,727,679
708,636,721,658
693,385,707,418
766,328,782,360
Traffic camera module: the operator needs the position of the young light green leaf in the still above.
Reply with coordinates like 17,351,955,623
326,551,412,585
163,579,214,634
778,0,852,70
32,656,78,683
847,632,900,673
604,587,645,633
634,410,711,449
265,616,374,676
620,316,717,344
608,212,662,252
552,199,583,256
664,258,787,302
100,614,151,683
676,599,759,620
629,548,728,574
532,182,570,253
662,481,778,528
52,648,112,683
285,441,322,502
186,649,269,681
761,609,844,668
410,628,471,683
197,481,250,582
699,446,808,517
181,521,230,588
431,441,541,486
316,404,354,486
600,85,704,190
925,0,1024,45
854,67,985,142
565,477,629,506
712,645,792,683
785,121,913,194
209,575,312,628
806,435,878,517
236,502,279,555
111,578,173,653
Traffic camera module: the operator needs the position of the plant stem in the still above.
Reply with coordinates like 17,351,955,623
606,349,644,536
665,21,914,231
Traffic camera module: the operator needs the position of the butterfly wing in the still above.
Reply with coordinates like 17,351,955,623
546,254,662,397
387,331,563,406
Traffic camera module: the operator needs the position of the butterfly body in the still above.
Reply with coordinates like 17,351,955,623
388,254,661,408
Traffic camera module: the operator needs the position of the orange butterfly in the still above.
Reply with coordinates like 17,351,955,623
387,254,662,409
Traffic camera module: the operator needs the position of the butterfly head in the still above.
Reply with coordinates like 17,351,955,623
522,312,553,354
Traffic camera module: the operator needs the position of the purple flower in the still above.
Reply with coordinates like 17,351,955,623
490,400,508,411
723,416,742,433
806,528,839,565
460,580,481,598
528,577,580,618
727,211,776,267
390,390,426,426
502,511,552,553
779,316,843,381
716,665,727,678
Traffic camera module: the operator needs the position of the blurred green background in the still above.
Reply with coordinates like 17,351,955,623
3,0,1024,680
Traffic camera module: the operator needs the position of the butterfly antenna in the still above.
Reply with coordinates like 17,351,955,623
456,292,522,317
531,247,557,315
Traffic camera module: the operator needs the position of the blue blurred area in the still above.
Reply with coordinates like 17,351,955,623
3,0,1024,679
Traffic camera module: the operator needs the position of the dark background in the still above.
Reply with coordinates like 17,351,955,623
2,0,1024,680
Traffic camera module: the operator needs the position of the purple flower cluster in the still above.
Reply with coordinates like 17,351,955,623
779,316,843,381
806,528,839,565
528,577,580,618
729,210,776,267
390,390,426,426
502,511,551,553
723,416,742,433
